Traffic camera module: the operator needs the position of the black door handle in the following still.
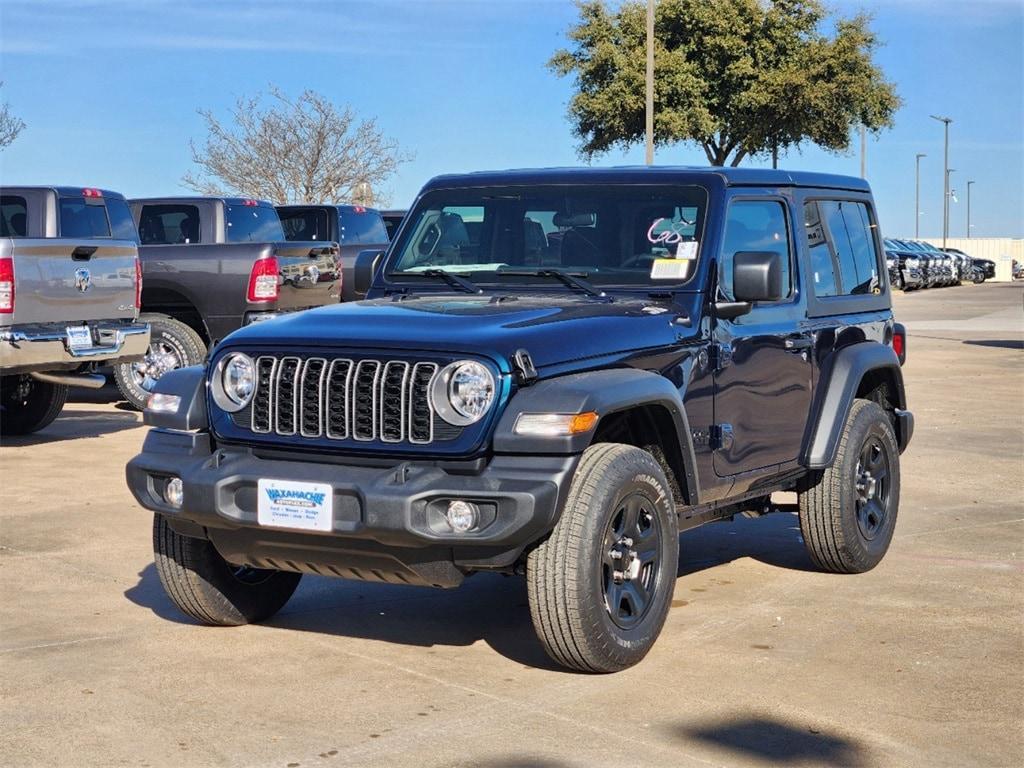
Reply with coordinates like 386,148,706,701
784,336,813,351
72,245,97,260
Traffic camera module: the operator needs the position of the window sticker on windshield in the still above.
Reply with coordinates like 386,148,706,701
675,241,698,260
651,259,692,280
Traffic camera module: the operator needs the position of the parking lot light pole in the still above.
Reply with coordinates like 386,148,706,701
930,115,952,248
915,153,926,239
966,180,975,238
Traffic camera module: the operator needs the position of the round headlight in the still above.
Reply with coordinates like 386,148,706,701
212,352,255,412
432,360,495,426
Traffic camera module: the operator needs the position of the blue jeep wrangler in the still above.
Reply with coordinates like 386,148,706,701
127,167,913,673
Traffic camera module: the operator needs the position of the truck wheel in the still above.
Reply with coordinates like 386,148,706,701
526,443,679,673
114,314,206,411
798,399,900,574
0,375,68,436
153,514,301,625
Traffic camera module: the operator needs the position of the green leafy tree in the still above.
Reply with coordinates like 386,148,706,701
550,0,900,166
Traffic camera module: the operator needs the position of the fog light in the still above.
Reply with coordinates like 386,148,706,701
446,500,479,533
164,477,184,508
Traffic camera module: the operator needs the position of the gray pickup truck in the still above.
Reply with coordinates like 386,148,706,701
112,197,341,409
0,186,149,435
276,204,388,301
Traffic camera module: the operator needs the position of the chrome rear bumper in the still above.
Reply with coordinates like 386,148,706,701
0,321,150,374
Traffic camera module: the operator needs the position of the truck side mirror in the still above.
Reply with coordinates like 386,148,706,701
733,251,783,303
353,249,384,297
715,251,784,320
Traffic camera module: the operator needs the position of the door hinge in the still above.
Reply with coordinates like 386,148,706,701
709,342,733,371
710,423,734,451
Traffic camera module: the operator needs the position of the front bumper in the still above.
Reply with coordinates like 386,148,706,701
126,429,578,588
1,321,149,374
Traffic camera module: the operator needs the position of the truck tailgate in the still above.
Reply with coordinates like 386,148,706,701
1,238,138,326
275,241,341,311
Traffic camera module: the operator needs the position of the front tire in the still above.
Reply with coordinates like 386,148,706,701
153,514,301,625
0,375,68,436
114,314,206,411
527,443,679,673
798,399,900,574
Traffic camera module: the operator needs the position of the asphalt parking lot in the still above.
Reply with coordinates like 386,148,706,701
2,283,1022,768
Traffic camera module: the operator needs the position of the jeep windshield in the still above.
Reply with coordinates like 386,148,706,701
386,185,708,289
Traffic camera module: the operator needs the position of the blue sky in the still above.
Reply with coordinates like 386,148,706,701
1,0,1021,237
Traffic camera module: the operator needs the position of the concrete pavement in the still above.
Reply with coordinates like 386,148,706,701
2,282,1022,768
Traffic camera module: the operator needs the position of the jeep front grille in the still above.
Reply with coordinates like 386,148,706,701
246,355,440,445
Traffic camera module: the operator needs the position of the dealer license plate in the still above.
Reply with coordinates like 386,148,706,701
257,479,333,532
66,325,92,351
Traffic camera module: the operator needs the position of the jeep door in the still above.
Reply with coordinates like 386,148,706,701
712,194,813,477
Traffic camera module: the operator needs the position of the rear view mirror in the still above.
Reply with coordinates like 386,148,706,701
733,251,783,303
353,249,384,297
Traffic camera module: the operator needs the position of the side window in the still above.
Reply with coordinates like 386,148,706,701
1,196,27,237
138,204,201,245
804,202,839,297
803,200,880,297
105,198,140,243
820,201,879,295
719,200,792,302
58,197,111,238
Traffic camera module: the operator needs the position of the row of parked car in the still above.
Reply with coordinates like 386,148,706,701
0,186,406,433
883,238,995,291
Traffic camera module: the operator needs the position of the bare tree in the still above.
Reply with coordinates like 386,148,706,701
0,82,26,150
183,87,411,204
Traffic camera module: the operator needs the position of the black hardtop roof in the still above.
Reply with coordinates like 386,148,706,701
421,166,871,193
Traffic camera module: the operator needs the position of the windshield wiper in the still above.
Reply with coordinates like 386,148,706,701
416,268,483,294
498,268,608,299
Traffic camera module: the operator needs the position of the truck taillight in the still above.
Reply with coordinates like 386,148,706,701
892,323,906,365
247,256,279,303
0,257,14,314
134,257,143,310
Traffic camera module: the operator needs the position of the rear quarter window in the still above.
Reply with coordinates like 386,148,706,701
339,208,388,244
59,197,111,238
226,204,285,243
139,204,201,245
1,195,27,237
279,208,330,241
106,198,140,243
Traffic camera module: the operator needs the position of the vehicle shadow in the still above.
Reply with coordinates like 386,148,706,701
125,512,817,670
0,406,140,447
962,339,1024,350
678,511,818,575
670,714,870,767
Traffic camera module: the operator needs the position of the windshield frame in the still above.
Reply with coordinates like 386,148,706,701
380,183,710,294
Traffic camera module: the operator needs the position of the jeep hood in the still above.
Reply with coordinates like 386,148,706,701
221,292,702,371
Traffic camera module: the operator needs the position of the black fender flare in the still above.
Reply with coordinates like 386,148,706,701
492,368,700,505
803,341,911,469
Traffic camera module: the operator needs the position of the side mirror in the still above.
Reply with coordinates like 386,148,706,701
715,251,784,320
733,251,783,303
353,249,384,298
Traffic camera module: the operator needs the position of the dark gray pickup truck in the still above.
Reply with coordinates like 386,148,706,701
1,186,149,434
112,197,341,409
276,204,388,301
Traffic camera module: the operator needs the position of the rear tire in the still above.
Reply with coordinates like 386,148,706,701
798,399,900,574
153,514,301,626
527,443,679,673
0,375,68,436
114,314,206,411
